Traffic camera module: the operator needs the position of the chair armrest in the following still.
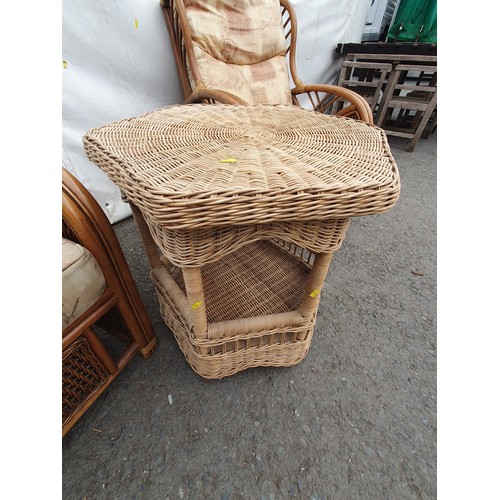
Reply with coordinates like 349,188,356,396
184,88,249,105
62,167,157,356
291,83,373,124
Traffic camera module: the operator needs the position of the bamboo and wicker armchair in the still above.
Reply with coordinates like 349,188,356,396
160,0,373,123
62,168,157,436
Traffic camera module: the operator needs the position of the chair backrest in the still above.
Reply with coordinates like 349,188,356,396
162,0,299,104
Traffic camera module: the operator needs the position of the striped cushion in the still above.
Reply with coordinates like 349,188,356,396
185,0,292,104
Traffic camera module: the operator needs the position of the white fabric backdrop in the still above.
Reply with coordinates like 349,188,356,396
62,0,369,223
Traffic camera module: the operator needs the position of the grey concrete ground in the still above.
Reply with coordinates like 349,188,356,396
62,132,437,499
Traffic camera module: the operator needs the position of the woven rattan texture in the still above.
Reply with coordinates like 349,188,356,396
150,239,318,378
152,271,316,379
84,104,400,230
170,240,310,323
62,337,108,426
146,214,350,267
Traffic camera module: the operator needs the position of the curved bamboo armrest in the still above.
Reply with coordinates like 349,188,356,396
62,168,157,357
292,83,373,124
184,87,249,105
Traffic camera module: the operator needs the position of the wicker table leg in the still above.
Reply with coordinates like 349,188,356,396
130,203,163,269
297,251,334,338
181,266,210,355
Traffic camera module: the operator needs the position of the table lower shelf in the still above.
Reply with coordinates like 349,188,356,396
172,240,312,323
150,239,321,378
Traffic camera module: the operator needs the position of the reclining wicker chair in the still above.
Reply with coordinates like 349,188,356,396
160,0,372,123
62,168,157,436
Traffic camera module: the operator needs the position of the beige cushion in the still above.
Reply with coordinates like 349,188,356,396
193,46,292,105
185,0,292,105
62,238,106,330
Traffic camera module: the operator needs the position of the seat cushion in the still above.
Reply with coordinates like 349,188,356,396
185,0,292,105
62,238,106,331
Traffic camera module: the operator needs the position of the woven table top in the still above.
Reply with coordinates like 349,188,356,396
84,104,400,229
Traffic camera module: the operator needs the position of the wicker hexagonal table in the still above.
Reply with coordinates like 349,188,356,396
84,104,400,379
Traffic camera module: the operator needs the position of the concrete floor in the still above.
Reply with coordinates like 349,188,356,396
62,132,437,499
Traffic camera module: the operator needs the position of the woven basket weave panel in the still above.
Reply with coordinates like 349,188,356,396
83,104,400,229
147,213,350,266
62,337,109,425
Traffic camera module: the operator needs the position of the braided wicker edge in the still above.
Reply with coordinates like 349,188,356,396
86,138,399,229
